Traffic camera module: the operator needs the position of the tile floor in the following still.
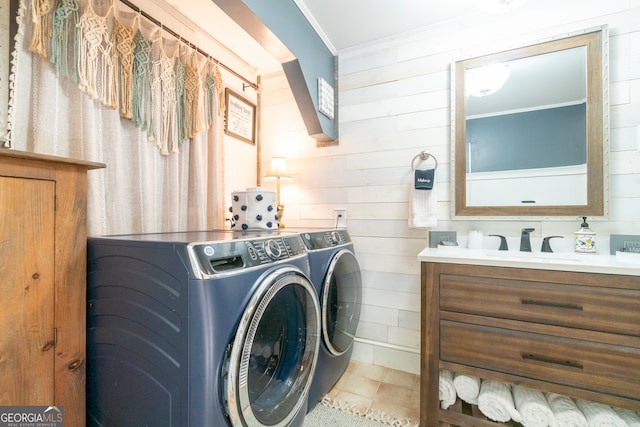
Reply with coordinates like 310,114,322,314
326,360,420,424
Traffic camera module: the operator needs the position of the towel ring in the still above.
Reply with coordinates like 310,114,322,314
411,151,438,171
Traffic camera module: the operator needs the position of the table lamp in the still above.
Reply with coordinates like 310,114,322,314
264,157,293,228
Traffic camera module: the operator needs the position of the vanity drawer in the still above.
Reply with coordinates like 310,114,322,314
440,319,640,401
440,273,640,336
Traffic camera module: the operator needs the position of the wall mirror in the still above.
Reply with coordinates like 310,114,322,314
452,27,608,218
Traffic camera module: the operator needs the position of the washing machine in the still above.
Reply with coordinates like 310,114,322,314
86,230,320,427
296,229,362,409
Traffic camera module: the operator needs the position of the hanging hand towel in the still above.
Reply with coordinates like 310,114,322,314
409,168,437,228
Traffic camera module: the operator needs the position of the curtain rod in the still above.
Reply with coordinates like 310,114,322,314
119,0,258,90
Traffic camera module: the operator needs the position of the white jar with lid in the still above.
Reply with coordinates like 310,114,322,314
468,230,484,250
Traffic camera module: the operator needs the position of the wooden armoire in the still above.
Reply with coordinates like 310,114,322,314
0,149,105,426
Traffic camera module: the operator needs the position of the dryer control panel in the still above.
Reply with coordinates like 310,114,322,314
189,235,307,277
300,229,351,250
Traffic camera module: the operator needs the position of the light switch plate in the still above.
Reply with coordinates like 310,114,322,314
334,209,347,228
429,231,457,248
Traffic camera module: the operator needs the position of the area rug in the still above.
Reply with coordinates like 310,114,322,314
304,397,419,427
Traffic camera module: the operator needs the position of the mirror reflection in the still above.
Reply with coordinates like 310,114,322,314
452,28,606,217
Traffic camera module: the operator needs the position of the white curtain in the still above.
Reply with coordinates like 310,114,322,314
9,0,225,235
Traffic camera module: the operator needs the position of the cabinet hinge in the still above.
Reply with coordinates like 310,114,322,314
53,327,58,346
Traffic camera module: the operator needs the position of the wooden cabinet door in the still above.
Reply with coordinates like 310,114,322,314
0,176,55,405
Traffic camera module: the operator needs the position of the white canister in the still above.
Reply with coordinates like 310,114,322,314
468,230,484,250
230,187,278,230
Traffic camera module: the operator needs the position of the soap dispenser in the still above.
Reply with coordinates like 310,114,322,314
575,216,596,253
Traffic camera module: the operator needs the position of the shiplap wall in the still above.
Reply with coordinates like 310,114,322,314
258,0,640,374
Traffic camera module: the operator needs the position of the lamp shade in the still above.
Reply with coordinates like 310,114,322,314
264,157,293,182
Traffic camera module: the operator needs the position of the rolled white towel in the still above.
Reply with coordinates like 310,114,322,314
453,373,481,405
546,393,587,427
477,380,522,423
439,369,457,409
513,385,555,427
613,407,640,427
575,399,626,427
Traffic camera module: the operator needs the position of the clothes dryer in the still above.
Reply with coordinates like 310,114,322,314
297,229,362,409
87,230,320,427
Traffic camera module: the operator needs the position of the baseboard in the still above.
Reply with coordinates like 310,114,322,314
350,339,420,375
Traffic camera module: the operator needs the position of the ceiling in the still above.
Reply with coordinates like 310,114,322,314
159,0,531,75
295,0,495,52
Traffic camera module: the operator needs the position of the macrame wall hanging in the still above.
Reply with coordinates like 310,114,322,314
26,0,257,155
76,0,117,107
113,14,136,119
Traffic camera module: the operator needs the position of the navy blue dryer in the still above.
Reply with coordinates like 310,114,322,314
87,231,320,427
297,229,362,409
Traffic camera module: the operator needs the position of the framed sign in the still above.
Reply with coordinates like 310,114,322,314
225,88,256,145
317,77,334,119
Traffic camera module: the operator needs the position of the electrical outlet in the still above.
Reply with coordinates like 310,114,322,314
334,209,347,228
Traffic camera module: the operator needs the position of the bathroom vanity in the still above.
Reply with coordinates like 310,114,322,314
418,248,640,426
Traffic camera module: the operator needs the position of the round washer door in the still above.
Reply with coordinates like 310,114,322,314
226,267,320,427
322,249,362,356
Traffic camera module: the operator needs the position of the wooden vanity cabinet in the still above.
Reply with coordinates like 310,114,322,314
420,262,640,427
0,149,104,426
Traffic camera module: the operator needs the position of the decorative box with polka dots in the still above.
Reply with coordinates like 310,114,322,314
230,187,278,230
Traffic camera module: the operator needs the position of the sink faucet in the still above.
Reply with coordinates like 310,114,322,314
520,228,535,252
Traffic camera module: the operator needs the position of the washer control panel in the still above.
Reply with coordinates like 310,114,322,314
189,234,307,276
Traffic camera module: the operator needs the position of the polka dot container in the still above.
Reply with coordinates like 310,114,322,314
230,187,278,230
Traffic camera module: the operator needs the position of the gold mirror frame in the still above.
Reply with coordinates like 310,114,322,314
452,27,608,218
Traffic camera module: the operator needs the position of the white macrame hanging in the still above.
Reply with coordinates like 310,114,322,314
112,10,138,119
151,36,179,155
77,0,118,108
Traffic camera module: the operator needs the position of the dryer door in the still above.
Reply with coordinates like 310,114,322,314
322,250,362,356
226,268,320,427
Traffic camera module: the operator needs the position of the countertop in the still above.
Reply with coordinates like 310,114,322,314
417,247,640,276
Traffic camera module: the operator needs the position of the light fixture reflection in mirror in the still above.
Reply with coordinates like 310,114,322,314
473,0,528,14
466,64,510,97
452,27,607,218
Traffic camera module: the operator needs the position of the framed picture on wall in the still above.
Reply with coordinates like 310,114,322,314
225,88,256,145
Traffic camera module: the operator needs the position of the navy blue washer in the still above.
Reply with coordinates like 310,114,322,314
87,230,320,427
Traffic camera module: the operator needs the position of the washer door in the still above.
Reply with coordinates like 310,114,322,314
322,250,362,356
226,268,320,427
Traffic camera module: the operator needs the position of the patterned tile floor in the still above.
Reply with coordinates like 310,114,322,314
325,360,420,424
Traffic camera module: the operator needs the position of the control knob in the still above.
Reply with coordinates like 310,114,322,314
264,239,282,259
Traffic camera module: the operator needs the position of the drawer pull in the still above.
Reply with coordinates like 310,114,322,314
522,353,584,370
521,299,583,311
